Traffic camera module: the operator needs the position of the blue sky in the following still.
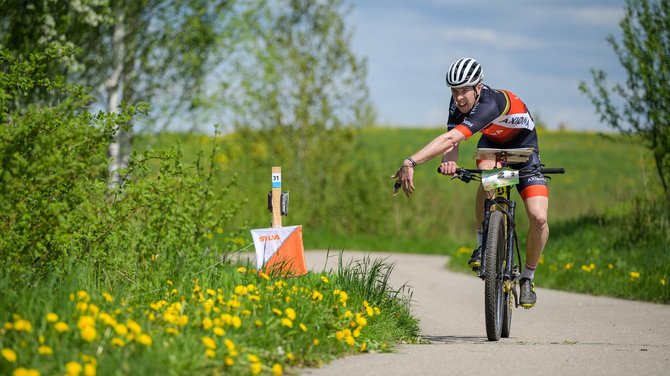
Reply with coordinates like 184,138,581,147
344,0,626,131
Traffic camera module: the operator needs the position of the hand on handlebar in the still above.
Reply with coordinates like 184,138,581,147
438,161,459,176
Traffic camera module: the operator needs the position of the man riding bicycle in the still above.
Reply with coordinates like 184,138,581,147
392,57,549,308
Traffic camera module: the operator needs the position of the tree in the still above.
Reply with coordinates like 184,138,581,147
220,0,377,229
1,0,243,186
580,0,670,198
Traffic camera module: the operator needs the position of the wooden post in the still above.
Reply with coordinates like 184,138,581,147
271,166,282,228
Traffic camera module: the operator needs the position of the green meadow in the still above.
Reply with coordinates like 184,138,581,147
133,127,668,304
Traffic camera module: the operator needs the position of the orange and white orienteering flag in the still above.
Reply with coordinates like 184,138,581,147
250,225,307,276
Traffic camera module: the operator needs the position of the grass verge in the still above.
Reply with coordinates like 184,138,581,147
0,253,419,376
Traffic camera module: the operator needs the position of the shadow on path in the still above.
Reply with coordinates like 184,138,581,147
421,335,488,344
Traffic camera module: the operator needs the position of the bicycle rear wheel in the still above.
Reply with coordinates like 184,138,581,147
484,211,506,341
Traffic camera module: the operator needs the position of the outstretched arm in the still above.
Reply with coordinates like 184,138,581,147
392,128,467,197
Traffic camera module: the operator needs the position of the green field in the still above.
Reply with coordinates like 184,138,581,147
134,127,668,303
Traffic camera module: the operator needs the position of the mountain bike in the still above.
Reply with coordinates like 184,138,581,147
440,147,565,341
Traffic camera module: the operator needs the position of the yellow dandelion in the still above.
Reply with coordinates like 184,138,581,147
299,323,307,332
202,336,217,350
110,338,126,347
237,267,247,273
81,326,97,342
87,304,100,316
320,276,329,283
661,278,666,286
630,271,640,280
205,349,216,359
137,334,152,346
77,316,95,329
272,308,283,316
254,320,264,327
213,327,225,337
285,308,296,321
46,313,59,323
114,324,128,336
608,264,615,270
247,354,260,363
37,345,53,355
359,342,367,352
564,262,574,270
281,318,293,328
202,317,213,330
12,367,41,376
206,233,213,240
127,319,142,334
76,302,88,313
13,319,32,332
286,352,295,361
338,291,349,306
231,316,242,329
311,290,323,301
250,363,262,375
313,338,319,345
102,292,114,302
224,357,234,366
272,363,283,376
356,316,368,326
84,363,96,376
77,290,90,302
224,338,235,351
2,348,17,362
55,322,70,333
165,327,179,335
345,335,355,346
65,361,82,376
234,285,248,295
335,330,344,340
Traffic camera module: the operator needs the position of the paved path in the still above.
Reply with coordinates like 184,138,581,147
300,250,670,376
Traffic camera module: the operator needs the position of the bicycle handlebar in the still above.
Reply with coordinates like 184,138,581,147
437,166,565,174
437,166,565,183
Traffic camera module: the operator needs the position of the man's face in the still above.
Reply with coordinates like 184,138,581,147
451,84,481,113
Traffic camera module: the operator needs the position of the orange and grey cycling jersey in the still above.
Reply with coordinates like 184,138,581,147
447,84,538,148
447,84,547,198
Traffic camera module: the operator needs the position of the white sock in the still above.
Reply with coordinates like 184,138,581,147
520,263,536,280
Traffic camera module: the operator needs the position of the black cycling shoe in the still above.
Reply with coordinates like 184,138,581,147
468,247,482,270
519,278,537,308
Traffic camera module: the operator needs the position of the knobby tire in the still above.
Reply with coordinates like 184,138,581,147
484,211,507,341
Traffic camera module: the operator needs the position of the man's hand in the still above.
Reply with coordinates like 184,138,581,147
438,161,459,176
391,165,415,197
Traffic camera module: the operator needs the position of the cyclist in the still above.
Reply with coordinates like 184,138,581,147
392,57,549,308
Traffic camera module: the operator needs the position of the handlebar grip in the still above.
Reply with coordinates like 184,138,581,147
541,168,565,174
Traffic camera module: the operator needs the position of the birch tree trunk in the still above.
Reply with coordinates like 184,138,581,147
106,12,129,189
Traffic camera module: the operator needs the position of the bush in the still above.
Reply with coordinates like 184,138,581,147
0,45,244,290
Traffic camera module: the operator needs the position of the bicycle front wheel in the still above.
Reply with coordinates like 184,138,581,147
484,211,506,341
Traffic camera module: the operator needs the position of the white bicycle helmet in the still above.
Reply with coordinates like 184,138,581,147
446,58,483,88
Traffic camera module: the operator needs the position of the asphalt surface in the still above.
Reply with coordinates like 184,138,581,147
299,250,670,376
